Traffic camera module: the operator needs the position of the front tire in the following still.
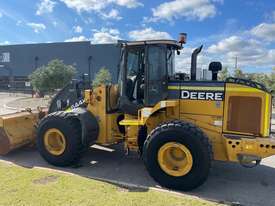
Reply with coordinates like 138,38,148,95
37,112,83,167
143,121,212,191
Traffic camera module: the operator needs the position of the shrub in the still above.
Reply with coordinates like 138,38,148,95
29,59,76,94
92,67,112,87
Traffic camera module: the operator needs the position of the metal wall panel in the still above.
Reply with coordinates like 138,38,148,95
0,41,121,83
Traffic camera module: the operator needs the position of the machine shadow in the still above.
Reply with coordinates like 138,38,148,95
1,144,275,205
1,144,153,192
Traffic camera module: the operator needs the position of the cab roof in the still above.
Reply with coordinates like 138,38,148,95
118,40,182,49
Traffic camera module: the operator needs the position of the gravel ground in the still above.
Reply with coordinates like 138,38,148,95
6,97,51,110
0,93,30,114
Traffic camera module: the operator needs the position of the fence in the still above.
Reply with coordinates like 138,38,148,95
0,76,33,94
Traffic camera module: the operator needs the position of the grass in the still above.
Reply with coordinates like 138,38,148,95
0,162,223,206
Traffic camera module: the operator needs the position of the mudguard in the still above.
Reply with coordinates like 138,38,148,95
67,107,99,147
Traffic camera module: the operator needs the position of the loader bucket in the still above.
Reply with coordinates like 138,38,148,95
0,110,46,155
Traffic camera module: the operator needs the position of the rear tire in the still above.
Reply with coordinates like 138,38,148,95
37,112,83,167
143,121,212,191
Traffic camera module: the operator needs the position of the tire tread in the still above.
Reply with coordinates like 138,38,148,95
143,120,212,190
37,111,83,166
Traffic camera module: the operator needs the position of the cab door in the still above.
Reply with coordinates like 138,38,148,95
145,45,168,106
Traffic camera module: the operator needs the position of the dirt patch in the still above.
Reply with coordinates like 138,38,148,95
32,175,59,185
117,187,129,192
116,184,148,193
6,97,51,110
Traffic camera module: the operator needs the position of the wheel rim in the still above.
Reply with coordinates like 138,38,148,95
158,142,193,177
44,128,66,156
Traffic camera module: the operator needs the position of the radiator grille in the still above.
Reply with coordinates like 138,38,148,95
227,96,262,135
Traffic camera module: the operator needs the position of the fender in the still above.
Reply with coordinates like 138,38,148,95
141,100,179,125
119,100,179,126
67,107,99,147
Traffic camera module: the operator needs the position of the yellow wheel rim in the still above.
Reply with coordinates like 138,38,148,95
44,128,66,156
158,142,193,177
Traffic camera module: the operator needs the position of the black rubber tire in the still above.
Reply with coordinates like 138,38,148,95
36,111,83,167
143,120,212,191
138,126,147,154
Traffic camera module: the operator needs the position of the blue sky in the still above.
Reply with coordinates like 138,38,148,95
0,0,275,73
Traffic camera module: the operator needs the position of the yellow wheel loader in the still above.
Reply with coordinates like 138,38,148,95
0,34,274,191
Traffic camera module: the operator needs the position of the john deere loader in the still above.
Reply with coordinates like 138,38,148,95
0,33,274,191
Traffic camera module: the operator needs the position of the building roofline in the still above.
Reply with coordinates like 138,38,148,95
0,41,93,47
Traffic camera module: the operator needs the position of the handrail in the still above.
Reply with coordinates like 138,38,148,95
226,77,269,92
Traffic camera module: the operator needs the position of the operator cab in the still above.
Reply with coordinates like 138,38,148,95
118,40,182,115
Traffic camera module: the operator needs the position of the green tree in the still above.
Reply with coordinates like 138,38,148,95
218,67,230,81
246,73,269,88
92,67,112,87
223,66,275,95
233,68,245,78
29,59,76,94
269,67,275,93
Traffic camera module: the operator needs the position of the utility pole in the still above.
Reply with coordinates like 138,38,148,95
235,56,238,70
88,56,92,85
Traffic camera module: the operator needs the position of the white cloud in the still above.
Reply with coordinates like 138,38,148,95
150,0,221,22
60,0,142,13
174,20,275,72
176,46,211,73
207,36,275,67
101,9,122,20
128,27,172,40
65,28,121,43
73,25,83,33
116,0,143,8
83,17,93,24
175,47,194,73
208,36,261,55
91,28,120,43
0,12,2,18
250,23,275,42
26,22,46,33
0,41,10,45
60,0,107,12
53,21,58,27
16,20,23,26
36,0,56,15
65,36,88,42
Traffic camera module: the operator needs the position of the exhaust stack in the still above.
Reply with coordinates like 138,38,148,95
191,45,203,81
